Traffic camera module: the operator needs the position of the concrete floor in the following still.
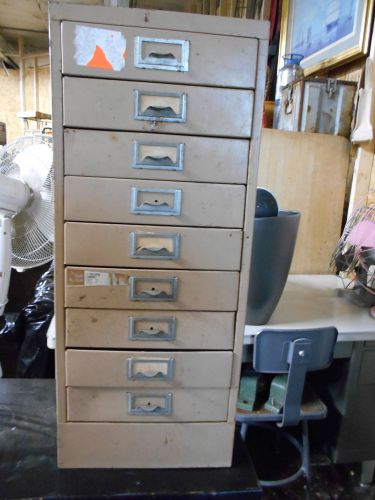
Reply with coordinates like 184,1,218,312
244,424,375,499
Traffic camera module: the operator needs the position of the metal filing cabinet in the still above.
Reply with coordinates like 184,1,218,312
50,3,268,468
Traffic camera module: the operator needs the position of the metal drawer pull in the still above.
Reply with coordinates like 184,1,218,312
127,393,173,416
129,232,180,260
134,36,189,72
132,141,184,171
130,187,182,216
127,357,174,380
134,90,187,123
128,316,177,341
129,276,178,302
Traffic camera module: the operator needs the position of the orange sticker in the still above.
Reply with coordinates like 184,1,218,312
87,45,113,70
74,25,126,71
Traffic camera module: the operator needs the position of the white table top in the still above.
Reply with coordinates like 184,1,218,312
244,274,375,344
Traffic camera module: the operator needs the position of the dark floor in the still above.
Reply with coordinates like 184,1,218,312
244,424,375,499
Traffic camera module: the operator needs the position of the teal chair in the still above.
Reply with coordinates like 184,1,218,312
237,327,338,487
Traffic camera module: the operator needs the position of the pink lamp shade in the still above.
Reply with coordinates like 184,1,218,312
347,219,375,248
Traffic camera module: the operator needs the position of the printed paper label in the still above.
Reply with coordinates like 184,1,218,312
67,269,128,286
74,25,126,71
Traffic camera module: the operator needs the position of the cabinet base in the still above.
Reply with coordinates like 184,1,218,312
58,422,235,468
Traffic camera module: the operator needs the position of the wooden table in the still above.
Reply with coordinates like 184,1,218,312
244,274,375,345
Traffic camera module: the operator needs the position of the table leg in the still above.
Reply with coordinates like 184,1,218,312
360,460,375,486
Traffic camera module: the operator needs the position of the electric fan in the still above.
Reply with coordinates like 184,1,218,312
0,134,54,315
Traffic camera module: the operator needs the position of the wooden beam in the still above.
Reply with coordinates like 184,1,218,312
260,0,271,20
348,143,374,214
347,10,375,214
196,0,203,13
209,0,216,15
18,36,25,115
202,0,210,14
33,57,39,112
229,0,237,16
219,0,228,16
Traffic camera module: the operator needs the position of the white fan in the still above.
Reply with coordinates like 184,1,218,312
0,134,54,315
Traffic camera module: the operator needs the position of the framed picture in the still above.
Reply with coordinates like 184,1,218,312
279,0,374,75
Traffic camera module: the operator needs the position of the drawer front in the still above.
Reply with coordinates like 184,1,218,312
65,350,233,388
64,223,242,270
64,177,245,228
62,21,257,89
67,387,229,422
63,77,253,138
58,422,234,468
64,129,249,184
65,267,239,311
66,309,235,349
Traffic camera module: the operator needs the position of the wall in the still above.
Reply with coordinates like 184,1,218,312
0,65,51,143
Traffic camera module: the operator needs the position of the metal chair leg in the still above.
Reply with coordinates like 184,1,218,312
240,422,247,440
301,420,312,488
240,421,306,488
360,460,375,486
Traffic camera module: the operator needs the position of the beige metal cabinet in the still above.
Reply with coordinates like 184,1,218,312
63,77,254,138
61,21,258,88
64,266,239,310
64,129,249,183
50,3,268,468
64,223,243,270
67,387,230,422
64,177,246,227
65,309,235,349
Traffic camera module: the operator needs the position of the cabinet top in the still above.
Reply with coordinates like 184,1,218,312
49,2,269,40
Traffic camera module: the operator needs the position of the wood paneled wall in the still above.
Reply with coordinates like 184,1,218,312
0,66,51,143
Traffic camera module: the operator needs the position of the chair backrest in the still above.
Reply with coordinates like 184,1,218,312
253,327,338,427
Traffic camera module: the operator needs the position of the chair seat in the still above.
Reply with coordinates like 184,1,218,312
237,373,327,423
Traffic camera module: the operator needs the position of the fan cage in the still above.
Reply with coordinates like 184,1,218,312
0,134,54,269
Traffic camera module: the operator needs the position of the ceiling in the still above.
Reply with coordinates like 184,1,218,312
0,0,197,67
0,0,113,66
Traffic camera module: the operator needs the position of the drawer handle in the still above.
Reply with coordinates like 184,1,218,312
148,52,175,60
127,357,174,380
130,187,182,216
128,316,177,341
134,36,189,72
129,276,178,302
132,140,184,171
129,232,180,260
127,393,173,416
134,90,187,123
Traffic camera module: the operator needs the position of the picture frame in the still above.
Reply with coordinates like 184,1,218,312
279,0,374,75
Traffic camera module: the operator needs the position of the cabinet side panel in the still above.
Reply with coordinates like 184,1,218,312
50,17,66,425
228,38,269,422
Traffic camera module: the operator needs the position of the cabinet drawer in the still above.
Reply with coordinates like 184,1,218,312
61,22,257,89
63,77,253,138
66,309,235,349
65,267,239,311
67,387,229,422
64,223,242,270
64,177,245,228
64,129,249,184
65,350,233,388
58,422,234,468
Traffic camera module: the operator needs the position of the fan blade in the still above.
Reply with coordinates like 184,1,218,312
0,217,12,315
0,173,30,214
14,144,53,192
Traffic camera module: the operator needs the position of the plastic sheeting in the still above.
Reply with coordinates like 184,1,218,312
0,263,54,378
